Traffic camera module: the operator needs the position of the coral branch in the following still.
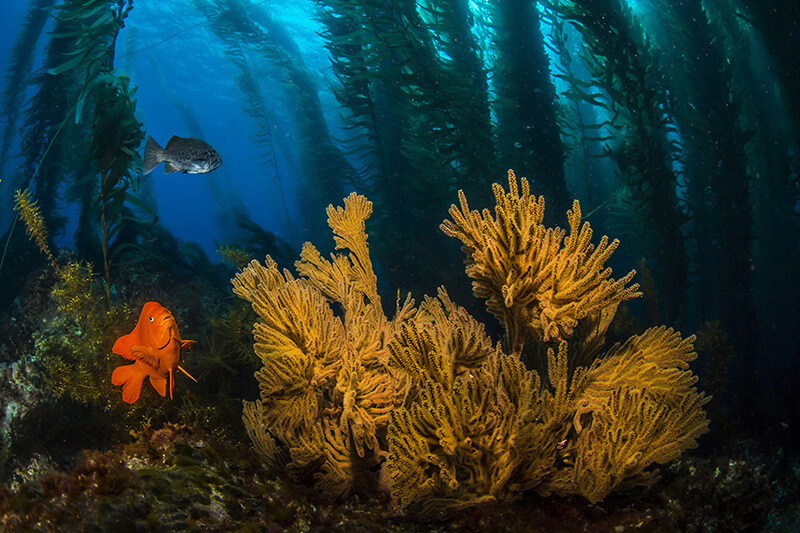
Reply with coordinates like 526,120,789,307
234,193,403,498
441,169,642,354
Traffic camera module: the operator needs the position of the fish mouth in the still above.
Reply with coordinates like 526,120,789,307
156,337,175,349
156,316,180,349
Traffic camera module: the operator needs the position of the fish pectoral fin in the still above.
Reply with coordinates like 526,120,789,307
130,345,159,369
163,161,179,174
113,331,141,360
180,339,197,350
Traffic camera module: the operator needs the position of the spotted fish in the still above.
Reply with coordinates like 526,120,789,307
143,135,222,175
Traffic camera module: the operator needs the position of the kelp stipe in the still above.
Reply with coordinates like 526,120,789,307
550,0,689,325
19,0,137,231
184,3,299,255
737,0,800,143
640,0,759,361
2,0,150,308
0,0,56,178
88,72,147,305
711,0,800,376
489,0,569,216
194,0,353,245
218,39,293,240
317,0,497,296
39,0,149,305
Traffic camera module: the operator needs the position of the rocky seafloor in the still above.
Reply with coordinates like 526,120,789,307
0,419,797,532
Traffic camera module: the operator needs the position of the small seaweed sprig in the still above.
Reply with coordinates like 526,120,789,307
52,260,96,315
217,245,252,270
12,189,102,318
13,188,58,272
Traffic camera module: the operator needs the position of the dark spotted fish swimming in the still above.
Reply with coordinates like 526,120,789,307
143,135,222,175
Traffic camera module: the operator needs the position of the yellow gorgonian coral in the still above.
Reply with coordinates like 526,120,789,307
236,183,709,516
387,288,493,386
441,170,642,354
233,193,406,498
537,329,710,503
385,317,583,517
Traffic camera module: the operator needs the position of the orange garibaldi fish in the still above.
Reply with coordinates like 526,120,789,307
111,301,197,404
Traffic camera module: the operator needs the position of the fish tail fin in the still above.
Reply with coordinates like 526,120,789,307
112,364,146,404
143,135,163,174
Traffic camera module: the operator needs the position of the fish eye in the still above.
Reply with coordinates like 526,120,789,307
149,316,154,323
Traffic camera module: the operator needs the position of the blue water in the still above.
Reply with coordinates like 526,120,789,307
0,0,336,257
121,1,303,254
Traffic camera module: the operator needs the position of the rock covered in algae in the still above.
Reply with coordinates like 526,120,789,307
0,354,48,485
0,422,786,532
0,424,303,532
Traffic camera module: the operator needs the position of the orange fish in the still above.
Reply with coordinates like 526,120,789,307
111,301,197,404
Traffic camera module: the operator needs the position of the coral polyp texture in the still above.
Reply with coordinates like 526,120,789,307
233,193,405,498
440,170,643,355
234,173,709,517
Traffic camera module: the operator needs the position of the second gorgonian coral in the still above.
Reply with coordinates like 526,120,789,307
440,170,642,356
234,171,709,517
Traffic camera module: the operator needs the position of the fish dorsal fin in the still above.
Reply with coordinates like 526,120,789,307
165,136,184,149
113,327,141,360
163,161,179,174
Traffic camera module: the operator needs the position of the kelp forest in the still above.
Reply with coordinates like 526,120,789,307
0,0,798,530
